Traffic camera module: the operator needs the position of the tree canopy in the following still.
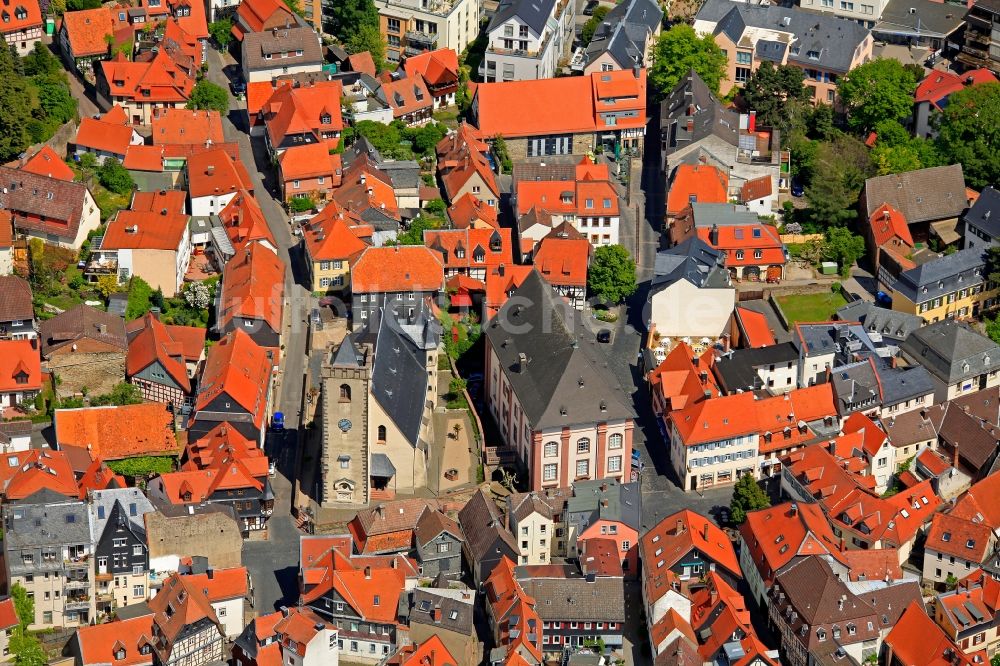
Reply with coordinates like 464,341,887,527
740,62,811,135
324,0,379,43
98,158,135,196
804,133,874,228
587,245,637,304
836,58,919,133
580,6,609,44
730,474,770,524
0,43,77,162
187,79,230,114
208,17,234,48
823,226,866,277
649,24,727,98
870,119,940,175
345,24,386,73
935,82,1000,189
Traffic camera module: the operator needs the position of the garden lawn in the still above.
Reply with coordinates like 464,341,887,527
775,292,848,324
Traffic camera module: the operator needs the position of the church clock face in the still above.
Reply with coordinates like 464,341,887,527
338,419,352,433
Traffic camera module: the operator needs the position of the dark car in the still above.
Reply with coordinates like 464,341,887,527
230,79,247,96
597,329,612,343
876,291,892,306
582,0,599,14
791,179,805,197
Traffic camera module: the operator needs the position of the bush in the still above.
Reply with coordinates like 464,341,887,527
831,281,842,294
97,158,134,196
289,196,316,213
107,455,176,478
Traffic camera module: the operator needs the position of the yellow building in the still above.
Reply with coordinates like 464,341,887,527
301,205,370,294
891,248,999,323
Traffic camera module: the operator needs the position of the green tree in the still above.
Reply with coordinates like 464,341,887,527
90,382,143,406
0,45,34,162
807,104,835,141
9,633,45,666
587,245,637,303
407,122,448,155
33,75,78,127
740,62,810,135
125,276,153,320
935,82,1000,189
11,584,32,629
283,0,303,14
66,0,101,9
22,42,61,78
324,0,378,42
345,24,386,73
425,198,447,216
580,5,609,44
836,58,919,133
354,120,403,157
805,133,874,228
729,473,770,524
492,134,512,174
208,17,234,49
97,158,135,195
869,119,940,175
393,216,441,245
823,226,866,277
95,274,121,299
187,79,229,114
650,24,727,97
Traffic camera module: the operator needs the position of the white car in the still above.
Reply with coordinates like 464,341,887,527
268,461,276,477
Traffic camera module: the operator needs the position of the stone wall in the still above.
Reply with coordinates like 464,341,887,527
145,510,244,570
47,352,126,398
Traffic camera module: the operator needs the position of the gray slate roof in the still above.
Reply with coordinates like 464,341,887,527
650,237,731,291
891,247,986,305
5,490,91,555
488,0,557,36
901,319,1000,384
565,479,640,532
407,587,475,635
962,186,1000,239
877,365,935,407
661,70,740,156
831,360,880,412
875,0,965,38
89,487,155,542
458,488,517,562
516,574,626,622
690,203,761,228
584,0,662,70
241,27,323,72
714,3,871,74
484,270,635,430
862,164,967,223
713,342,799,392
835,301,923,342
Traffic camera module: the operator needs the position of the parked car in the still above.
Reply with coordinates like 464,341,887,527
582,0,599,13
271,412,284,431
876,291,892,306
230,79,246,96
791,179,805,197
597,329,612,343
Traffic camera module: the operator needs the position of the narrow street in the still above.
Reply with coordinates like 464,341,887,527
203,48,312,612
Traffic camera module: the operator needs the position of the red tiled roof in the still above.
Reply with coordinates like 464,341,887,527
152,108,224,146
741,175,773,202
393,635,458,666
447,192,499,229
0,0,42,36
123,145,166,172
74,615,155,666
102,209,189,251
20,146,75,182
126,312,201,393
351,245,444,293
916,69,998,108
184,422,257,468
218,241,285,335
648,342,722,413
332,156,400,221
218,189,275,253
77,457,127,497
885,601,973,666
641,509,741,605
100,50,195,105
262,80,344,149
925,512,993,561
473,69,646,139
235,0,293,34
130,189,187,214
382,76,433,120
148,573,221,660
484,264,532,315
842,411,889,457
869,202,914,248
302,203,369,263
515,157,618,218
667,164,728,216
182,566,249,601
0,340,41,394
347,51,376,77
483,557,543,664
424,227,513,273
668,391,759,446
278,142,343,183
532,236,591,288
690,573,777,666
0,598,17,631
187,147,254,199
437,123,499,203
62,7,113,57
695,224,785,267
195,328,273,430
735,307,776,348
739,502,846,592
55,403,178,461
403,49,459,93
74,116,135,157
952,472,1000,528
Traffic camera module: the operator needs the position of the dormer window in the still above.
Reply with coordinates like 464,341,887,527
456,248,465,259
320,113,332,124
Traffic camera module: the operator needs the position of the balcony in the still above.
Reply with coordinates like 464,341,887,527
64,596,90,611
404,30,437,54
64,580,89,592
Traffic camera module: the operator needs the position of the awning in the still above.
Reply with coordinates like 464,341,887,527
930,218,960,245
371,453,396,478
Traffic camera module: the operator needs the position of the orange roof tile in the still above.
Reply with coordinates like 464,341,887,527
885,601,973,666
74,615,155,666
184,422,258,468
126,312,201,393
0,340,41,393
667,164,728,216
62,7,114,57
916,69,998,107
235,0,293,34
382,76,433,119
0,0,42,36
926,512,993,561
123,145,166,172
262,80,343,149
301,543,409,624
148,573,222,659
424,227,513,273
350,245,444,293
74,115,136,157
484,263,532,315
218,241,285,335
187,146,253,199
100,50,195,105
532,236,591,288
667,391,759,446
195,329,273,429
0,449,85,500
869,202,914,248
952,472,1000,528
302,203,369,263
648,342,722,412
402,49,459,92
483,557,543,663
152,108,224,146
218,189,276,252
394,635,458,666
735,307,776,348
474,69,646,139
740,175,773,203
695,224,785,267
0,598,16,631
77,457,127,498
278,142,343,182
436,123,499,203
447,192,499,229
20,146,75,181
55,403,178,461
130,189,187,215
347,51,376,77
182,566,248,601
331,156,400,220
102,209,189,251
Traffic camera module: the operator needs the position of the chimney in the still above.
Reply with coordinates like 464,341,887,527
206,165,215,175
280,606,289,617
686,118,694,133
702,522,709,541
676,519,685,535
432,606,442,622
789,502,798,517
953,441,960,469
364,566,372,579
498,263,505,277
98,323,107,335
375,504,385,518
840,536,846,552
600,482,608,492
709,224,719,246
601,499,609,508
517,352,527,373
838,594,846,611
207,569,214,580
710,586,718,604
